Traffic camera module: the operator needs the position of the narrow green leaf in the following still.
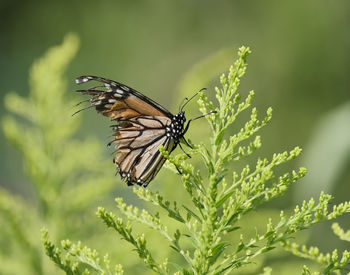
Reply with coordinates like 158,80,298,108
169,261,182,272
261,246,275,253
170,245,180,253
215,129,226,146
225,211,242,226
236,242,245,253
214,259,248,274
216,191,234,208
277,217,287,228
193,198,205,210
264,231,275,239
225,226,241,233
183,268,194,275
209,242,229,264
183,234,199,248
167,210,186,223
214,175,225,187
182,205,202,223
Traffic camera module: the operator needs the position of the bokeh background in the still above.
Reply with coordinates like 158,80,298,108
1,0,349,274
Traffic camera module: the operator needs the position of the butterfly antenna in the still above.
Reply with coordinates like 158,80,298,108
180,87,207,112
182,110,216,135
178,97,189,112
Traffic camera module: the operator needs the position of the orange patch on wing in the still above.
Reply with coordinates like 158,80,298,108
101,96,168,120
124,96,167,117
105,108,141,120
102,99,141,120
114,101,128,109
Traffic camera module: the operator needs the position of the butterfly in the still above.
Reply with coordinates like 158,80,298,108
74,75,215,187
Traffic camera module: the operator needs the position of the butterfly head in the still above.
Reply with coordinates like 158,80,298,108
175,111,186,122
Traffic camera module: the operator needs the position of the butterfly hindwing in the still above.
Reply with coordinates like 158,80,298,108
111,116,174,186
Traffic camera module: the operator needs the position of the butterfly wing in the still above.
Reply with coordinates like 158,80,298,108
111,116,175,186
75,75,175,186
75,76,173,118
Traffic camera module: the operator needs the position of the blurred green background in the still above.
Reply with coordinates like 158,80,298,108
1,0,349,274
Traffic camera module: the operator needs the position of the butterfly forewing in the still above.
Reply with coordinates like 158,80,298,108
75,76,172,118
75,75,179,187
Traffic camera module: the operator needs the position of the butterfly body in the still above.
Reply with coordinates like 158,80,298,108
75,76,189,187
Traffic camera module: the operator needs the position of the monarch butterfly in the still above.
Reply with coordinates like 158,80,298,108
74,75,215,187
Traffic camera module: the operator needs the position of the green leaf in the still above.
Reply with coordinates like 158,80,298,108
215,175,225,186
225,226,241,233
183,234,199,248
225,211,242,226
277,217,287,228
209,242,229,265
183,268,194,275
263,231,275,239
170,245,180,253
170,262,194,275
215,129,226,146
216,191,234,208
236,242,245,253
214,259,248,275
182,205,202,223
261,246,275,253
167,210,186,223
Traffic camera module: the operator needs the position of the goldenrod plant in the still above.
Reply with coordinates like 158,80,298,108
41,46,350,274
0,34,117,274
283,222,350,274
2,36,350,274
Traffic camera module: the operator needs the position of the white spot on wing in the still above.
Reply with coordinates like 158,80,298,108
121,85,130,91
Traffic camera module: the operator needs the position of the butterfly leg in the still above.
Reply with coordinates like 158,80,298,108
175,164,182,175
179,143,191,158
182,137,193,149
